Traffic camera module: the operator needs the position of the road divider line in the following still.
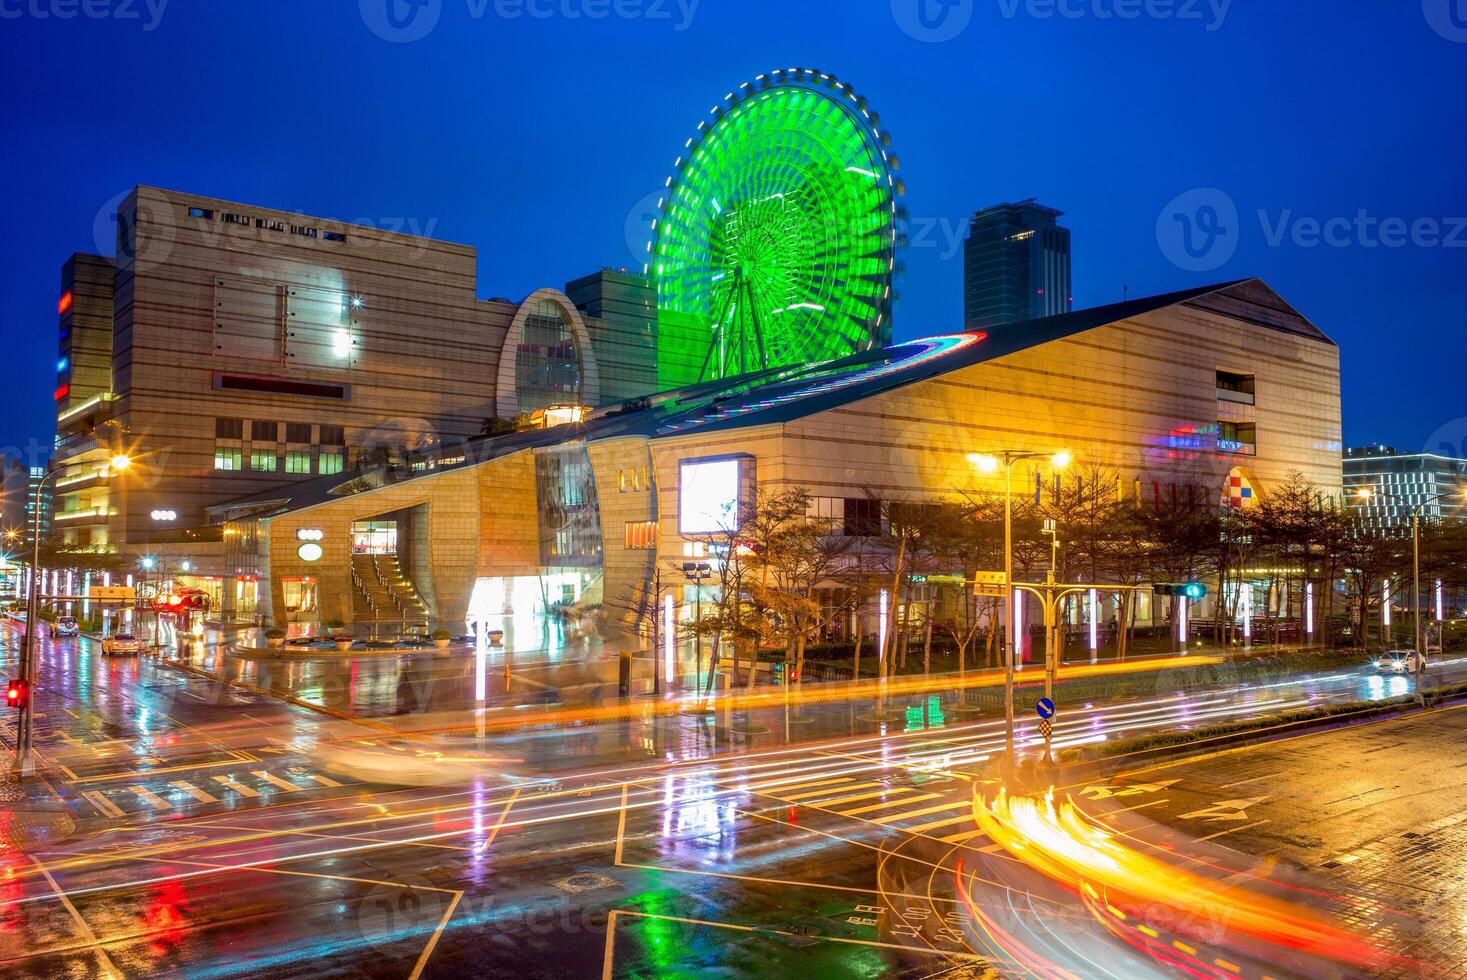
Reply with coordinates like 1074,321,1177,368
31,856,123,979
784,781,880,801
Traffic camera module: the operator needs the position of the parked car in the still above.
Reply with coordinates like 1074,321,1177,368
50,616,79,638
101,633,143,657
1373,649,1423,674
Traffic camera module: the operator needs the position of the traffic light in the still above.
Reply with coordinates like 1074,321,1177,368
6,678,28,708
1153,582,1208,599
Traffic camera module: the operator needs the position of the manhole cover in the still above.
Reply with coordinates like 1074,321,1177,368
554,872,619,894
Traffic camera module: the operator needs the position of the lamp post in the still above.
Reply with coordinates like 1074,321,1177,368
13,453,130,775
1355,485,1463,707
968,448,1072,760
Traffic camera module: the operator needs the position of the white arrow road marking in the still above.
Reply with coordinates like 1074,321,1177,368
212,774,259,798
1081,779,1180,800
1178,796,1269,823
170,781,220,804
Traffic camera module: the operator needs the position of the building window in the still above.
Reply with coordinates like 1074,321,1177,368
318,450,344,475
216,418,244,439
251,420,279,441
319,424,345,446
843,498,882,537
213,448,243,471
284,450,311,474
1216,370,1256,405
1217,421,1257,455
188,206,214,220
285,422,312,443
249,450,278,472
516,299,582,412
624,521,658,550
322,231,347,243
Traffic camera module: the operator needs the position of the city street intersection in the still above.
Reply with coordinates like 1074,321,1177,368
1,620,1462,976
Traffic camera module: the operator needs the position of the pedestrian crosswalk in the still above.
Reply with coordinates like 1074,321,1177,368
722,768,1008,849
78,767,348,818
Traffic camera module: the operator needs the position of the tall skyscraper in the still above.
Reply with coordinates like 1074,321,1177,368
963,199,1072,330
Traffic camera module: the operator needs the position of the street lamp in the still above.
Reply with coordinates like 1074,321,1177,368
968,448,1072,760
1354,485,1463,706
13,452,131,774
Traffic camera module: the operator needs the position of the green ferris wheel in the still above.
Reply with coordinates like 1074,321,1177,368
649,69,903,386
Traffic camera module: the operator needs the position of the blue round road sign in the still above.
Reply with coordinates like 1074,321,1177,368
1035,697,1056,720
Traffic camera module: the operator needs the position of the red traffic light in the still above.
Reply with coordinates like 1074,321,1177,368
6,678,27,707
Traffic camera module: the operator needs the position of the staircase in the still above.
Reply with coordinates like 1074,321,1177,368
350,553,430,625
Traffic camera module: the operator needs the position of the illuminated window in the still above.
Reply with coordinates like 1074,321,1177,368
318,450,344,475
249,450,277,472
284,450,311,474
213,449,242,471
624,521,658,550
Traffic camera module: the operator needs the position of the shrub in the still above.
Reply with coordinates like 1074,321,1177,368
431,629,452,641
324,619,345,630
265,628,286,640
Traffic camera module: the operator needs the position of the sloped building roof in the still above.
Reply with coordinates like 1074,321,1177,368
210,278,1327,519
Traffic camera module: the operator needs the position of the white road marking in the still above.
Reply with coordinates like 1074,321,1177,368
1195,819,1272,844
128,786,173,810
170,780,221,804
212,774,260,798
1178,796,1269,823
304,772,343,788
82,790,125,818
253,770,306,793
873,799,971,825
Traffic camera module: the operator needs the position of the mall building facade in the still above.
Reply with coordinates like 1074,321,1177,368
209,278,1344,632
51,186,654,617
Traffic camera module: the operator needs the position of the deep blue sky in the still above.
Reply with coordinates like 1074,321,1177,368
2,0,1463,459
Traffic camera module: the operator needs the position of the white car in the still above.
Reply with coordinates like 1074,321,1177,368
1373,650,1423,674
102,633,143,657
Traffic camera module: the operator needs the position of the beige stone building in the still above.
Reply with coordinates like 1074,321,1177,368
51,186,654,616
214,279,1343,631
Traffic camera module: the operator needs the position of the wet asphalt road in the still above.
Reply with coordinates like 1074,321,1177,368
1,619,1464,978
